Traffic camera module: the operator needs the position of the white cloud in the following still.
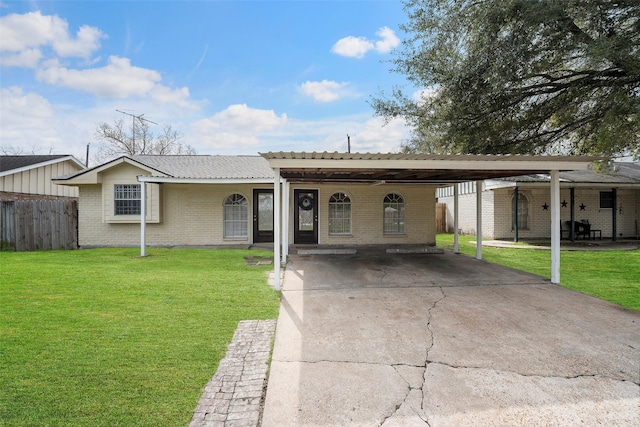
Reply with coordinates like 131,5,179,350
349,117,408,153
0,86,61,152
34,55,196,108
412,86,440,105
192,104,288,149
331,36,374,59
0,48,42,67
331,26,400,58
36,56,158,97
374,26,400,54
299,80,353,103
0,11,105,67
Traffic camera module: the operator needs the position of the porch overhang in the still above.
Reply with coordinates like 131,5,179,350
259,152,606,290
260,152,603,184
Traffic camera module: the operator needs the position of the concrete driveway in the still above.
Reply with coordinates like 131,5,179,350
262,249,640,426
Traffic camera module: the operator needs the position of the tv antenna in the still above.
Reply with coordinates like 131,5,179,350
116,109,158,153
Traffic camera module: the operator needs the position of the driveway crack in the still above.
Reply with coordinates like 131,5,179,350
426,361,640,386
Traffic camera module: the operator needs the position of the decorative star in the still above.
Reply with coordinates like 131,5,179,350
561,200,567,208
580,203,586,211
542,203,549,211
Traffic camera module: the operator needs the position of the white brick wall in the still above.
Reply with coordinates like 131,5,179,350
77,173,439,247
287,184,436,245
440,189,494,238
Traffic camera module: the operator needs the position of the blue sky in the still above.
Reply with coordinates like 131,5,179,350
1,0,418,163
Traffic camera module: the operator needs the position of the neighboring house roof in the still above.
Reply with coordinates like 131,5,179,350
0,155,85,176
54,155,275,184
496,162,640,186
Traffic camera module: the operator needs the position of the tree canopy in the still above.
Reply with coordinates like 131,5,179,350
372,0,640,158
94,117,196,163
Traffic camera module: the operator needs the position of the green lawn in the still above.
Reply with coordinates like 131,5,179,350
0,248,281,427
437,234,640,311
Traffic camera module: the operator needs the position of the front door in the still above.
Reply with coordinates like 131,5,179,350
253,189,274,243
294,189,318,244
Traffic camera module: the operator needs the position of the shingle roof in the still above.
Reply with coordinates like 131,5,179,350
500,162,640,184
131,155,274,179
0,155,72,173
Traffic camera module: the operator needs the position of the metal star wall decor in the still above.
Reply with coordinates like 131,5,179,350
561,200,567,208
542,203,549,210
580,203,586,211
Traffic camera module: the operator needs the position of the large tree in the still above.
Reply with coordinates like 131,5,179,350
372,0,640,158
94,117,196,163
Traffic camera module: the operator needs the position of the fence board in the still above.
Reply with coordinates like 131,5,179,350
435,203,447,234
0,200,78,251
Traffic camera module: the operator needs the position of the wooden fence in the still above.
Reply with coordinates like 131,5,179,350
0,200,78,251
435,203,447,233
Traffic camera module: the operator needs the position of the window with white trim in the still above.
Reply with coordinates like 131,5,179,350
114,184,141,215
224,194,248,238
383,193,405,234
328,192,351,235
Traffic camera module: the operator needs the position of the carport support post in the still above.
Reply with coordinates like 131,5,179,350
453,183,459,253
476,180,483,260
273,168,281,291
551,170,560,284
282,179,290,263
140,181,147,257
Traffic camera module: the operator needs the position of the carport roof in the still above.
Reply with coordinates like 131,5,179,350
260,152,605,184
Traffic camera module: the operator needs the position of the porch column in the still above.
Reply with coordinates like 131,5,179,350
476,180,483,260
273,168,281,291
282,179,290,263
140,181,147,257
550,170,560,284
453,184,459,253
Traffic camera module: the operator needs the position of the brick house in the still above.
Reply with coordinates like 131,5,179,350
437,162,640,240
53,153,606,249
52,154,438,248
55,152,601,285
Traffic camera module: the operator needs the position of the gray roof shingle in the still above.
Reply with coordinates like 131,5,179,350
1,155,71,173
131,155,274,179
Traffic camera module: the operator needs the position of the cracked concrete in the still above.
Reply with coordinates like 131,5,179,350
261,249,640,426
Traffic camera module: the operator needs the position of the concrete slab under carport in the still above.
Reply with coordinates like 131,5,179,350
262,249,640,426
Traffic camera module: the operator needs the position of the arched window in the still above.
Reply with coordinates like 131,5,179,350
329,192,351,235
512,192,529,230
383,193,405,234
223,194,248,238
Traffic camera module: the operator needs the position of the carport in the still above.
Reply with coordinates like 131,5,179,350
260,152,602,289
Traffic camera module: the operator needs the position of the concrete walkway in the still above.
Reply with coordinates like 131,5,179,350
262,249,640,426
190,320,275,427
